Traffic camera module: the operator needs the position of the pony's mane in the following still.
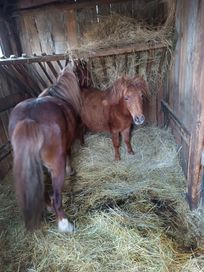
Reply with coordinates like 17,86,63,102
127,75,149,96
47,65,81,114
108,75,148,104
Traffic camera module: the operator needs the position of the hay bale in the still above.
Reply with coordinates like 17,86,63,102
1,126,204,271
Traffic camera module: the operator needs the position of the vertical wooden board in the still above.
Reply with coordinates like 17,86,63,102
76,7,97,43
177,1,188,127
127,53,137,77
0,159,10,181
138,52,148,81
104,56,114,81
66,9,78,49
111,1,134,16
23,13,42,55
48,9,67,53
90,57,104,89
115,54,126,77
16,13,32,55
179,1,198,130
34,8,55,54
187,0,204,209
118,1,133,17
0,114,8,144
131,0,148,19
97,3,111,17
110,2,123,14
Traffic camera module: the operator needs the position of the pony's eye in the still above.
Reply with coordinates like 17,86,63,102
124,96,129,101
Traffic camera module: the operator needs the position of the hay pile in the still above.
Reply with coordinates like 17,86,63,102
1,126,204,271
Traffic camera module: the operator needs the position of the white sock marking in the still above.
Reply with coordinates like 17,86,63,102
58,218,74,233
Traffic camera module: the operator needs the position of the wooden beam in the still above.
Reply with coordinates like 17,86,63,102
0,54,66,65
0,43,167,65
73,42,167,58
16,0,129,11
187,0,204,209
161,100,190,144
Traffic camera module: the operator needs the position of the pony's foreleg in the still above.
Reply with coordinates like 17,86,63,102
51,163,74,233
111,131,121,160
121,127,134,155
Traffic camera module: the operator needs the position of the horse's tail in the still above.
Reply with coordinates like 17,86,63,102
11,119,44,230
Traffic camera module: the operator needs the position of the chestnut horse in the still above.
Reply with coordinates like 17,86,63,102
80,75,148,160
8,66,81,232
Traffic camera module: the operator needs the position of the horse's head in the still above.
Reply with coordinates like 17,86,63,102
123,75,148,125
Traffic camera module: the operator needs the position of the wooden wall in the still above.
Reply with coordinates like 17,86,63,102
164,0,204,208
12,0,166,55
0,71,27,179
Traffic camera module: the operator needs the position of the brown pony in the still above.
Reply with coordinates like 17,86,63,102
8,66,81,232
80,75,148,160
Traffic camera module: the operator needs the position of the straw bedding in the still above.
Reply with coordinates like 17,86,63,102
1,126,204,271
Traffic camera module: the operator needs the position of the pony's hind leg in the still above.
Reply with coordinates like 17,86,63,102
121,127,134,155
51,160,74,233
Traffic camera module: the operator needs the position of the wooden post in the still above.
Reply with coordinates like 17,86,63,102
187,0,204,209
66,9,78,49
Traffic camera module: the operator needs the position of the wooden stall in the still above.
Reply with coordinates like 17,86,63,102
0,0,203,208
1,1,204,271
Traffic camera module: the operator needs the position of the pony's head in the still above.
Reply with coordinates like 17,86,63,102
123,75,148,125
108,75,148,125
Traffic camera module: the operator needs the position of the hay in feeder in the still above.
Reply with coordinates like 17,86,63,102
80,13,174,51
1,126,204,271
68,0,176,93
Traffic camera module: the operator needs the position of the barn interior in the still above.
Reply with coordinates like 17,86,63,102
0,0,204,271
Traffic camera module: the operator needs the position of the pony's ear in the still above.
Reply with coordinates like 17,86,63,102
102,99,109,106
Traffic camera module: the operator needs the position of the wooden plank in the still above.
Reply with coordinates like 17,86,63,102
0,142,11,162
161,100,190,138
0,43,167,65
66,9,78,48
76,6,97,39
35,10,55,55
17,0,130,11
0,53,65,65
187,0,204,209
156,48,166,125
46,61,58,78
0,93,29,113
38,62,53,84
72,42,167,58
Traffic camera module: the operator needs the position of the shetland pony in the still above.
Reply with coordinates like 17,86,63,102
8,66,81,232
80,76,148,160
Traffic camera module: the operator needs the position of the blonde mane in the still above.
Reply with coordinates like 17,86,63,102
107,75,148,104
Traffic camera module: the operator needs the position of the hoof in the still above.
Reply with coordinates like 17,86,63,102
58,218,74,233
66,166,76,177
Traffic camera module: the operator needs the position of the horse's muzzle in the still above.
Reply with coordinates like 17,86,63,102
133,115,145,125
